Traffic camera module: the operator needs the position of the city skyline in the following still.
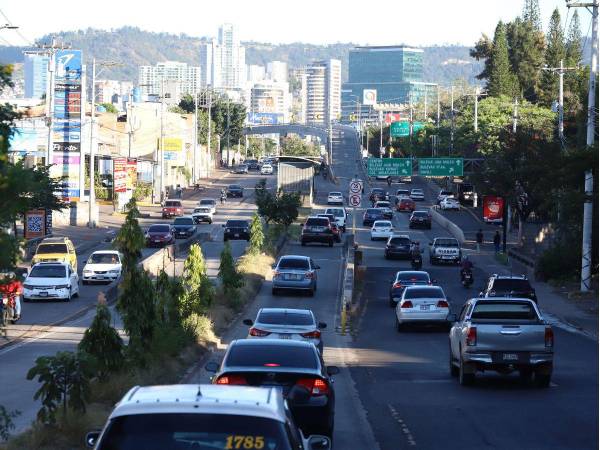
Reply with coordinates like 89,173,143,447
0,1,591,48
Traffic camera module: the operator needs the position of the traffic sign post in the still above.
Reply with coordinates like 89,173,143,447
367,158,412,177
349,194,361,207
349,178,364,235
418,158,464,176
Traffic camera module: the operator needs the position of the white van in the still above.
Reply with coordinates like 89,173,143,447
324,207,348,232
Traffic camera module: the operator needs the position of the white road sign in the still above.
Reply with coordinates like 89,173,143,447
349,180,363,194
363,89,377,106
349,194,362,207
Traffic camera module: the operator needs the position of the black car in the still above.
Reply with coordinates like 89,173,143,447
205,339,338,437
223,219,250,241
384,235,412,260
480,274,538,303
369,188,389,202
171,216,196,239
301,217,334,247
362,208,385,226
226,184,244,198
409,210,432,229
389,270,432,307
246,159,260,170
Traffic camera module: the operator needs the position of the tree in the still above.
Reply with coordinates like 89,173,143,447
99,102,118,113
0,405,20,441
78,297,124,380
254,180,301,228
248,213,264,255
255,179,278,225
522,0,542,31
113,198,145,271
26,351,92,424
155,270,184,325
470,34,494,81
281,135,320,156
565,11,582,67
506,18,545,101
210,96,247,150
180,243,213,316
488,22,519,97
218,242,244,308
275,191,301,227
539,8,566,106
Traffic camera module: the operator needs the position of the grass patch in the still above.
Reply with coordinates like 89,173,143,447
495,252,510,265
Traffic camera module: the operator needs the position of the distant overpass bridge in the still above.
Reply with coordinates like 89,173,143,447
243,123,329,142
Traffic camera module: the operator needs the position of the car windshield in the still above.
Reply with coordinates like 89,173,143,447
226,221,248,228
411,190,423,194
174,218,194,225
195,208,210,213
88,253,119,264
492,279,533,292
306,218,329,227
440,190,453,196
165,201,181,207
229,185,241,190
435,239,459,247
278,258,309,270
372,189,384,194
373,221,392,227
397,190,409,195
36,244,68,254
404,287,445,299
471,302,537,320
97,414,292,450
199,200,214,206
226,343,318,369
258,311,314,326
376,202,390,208
29,265,66,278
389,237,410,245
397,272,430,282
149,225,170,233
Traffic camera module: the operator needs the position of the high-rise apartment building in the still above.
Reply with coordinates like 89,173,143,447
199,38,221,87
199,24,246,89
24,54,49,99
250,80,291,123
247,64,266,85
305,59,341,125
138,61,202,100
267,61,288,83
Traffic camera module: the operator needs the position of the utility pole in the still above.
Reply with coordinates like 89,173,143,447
159,77,165,202
226,97,230,165
207,88,212,172
379,109,383,158
193,89,198,184
424,89,428,120
474,87,479,133
512,98,518,133
567,0,598,292
450,85,454,153
436,85,440,127
542,60,578,141
89,58,97,227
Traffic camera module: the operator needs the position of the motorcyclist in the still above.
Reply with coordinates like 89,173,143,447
0,272,22,322
460,256,473,282
410,241,422,269
387,176,392,186
220,188,227,204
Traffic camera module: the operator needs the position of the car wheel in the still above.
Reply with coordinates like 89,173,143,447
301,240,306,246
82,280,88,285
308,288,315,297
534,369,552,388
449,344,459,377
459,355,475,386
430,258,435,265
389,298,396,308
73,288,79,298
519,369,533,384
271,288,278,296
370,236,374,241
384,253,390,260
23,297,30,303
396,317,403,332
328,240,333,247
224,237,228,242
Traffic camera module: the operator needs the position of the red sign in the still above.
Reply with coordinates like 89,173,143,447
483,196,504,223
385,113,402,125
113,157,127,193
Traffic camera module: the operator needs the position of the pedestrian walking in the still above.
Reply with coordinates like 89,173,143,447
493,230,501,254
476,229,484,253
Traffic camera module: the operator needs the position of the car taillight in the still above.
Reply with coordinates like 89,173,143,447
393,282,403,289
216,375,247,385
249,327,271,337
296,377,329,395
436,300,449,308
466,326,477,346
305,272,315,279
545,327,554,347
300,330,321,339
401,300,413,308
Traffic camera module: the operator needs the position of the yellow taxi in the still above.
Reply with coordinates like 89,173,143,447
31,237,78,270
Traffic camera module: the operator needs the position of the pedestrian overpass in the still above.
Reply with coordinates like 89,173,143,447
243,123,329,142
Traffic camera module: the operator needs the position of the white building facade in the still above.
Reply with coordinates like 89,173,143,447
305,59,341,125
138,61,202,100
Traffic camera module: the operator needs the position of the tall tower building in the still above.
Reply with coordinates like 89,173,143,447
267,61,288,83
218,23,246,89
24,53,49,99
305,59,341,125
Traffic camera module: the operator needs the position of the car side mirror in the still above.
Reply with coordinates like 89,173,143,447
447,313,458,323
242,319,253,326
326,366,340,376
85,431,101,448
307,436,332,450
318,321,327,329
205,361,219,373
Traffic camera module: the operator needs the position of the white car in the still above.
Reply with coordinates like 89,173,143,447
437,189,455,204
82,250,122,284
410,189,425,201
395,285,450,331
374,200,394,219
324,207,348,232
440,197,460,210
370,220,394,240
198,198,217,214
327,191,344,205
23,262,79,302
192,207,214,224
260,163,273,175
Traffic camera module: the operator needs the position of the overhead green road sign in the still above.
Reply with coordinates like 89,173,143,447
413,121,425,132
367,158,412,176
418,158,464,176
390,121,409,137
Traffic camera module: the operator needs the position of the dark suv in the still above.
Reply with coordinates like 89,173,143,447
362,208,385,226
409,210,432,229
226,184,244,198
223,219,250,241
480,274,538,303
301,217,334,247
384,235,412,260
369,188,389,202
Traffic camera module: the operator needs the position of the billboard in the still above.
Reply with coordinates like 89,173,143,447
385,113,402,124
247,112,283,125
9,121,47,157
113,157,127,193
363,89,377,105
483,196,504,224
163,137,183,161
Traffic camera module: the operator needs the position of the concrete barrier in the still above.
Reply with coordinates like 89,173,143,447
429,207,465,245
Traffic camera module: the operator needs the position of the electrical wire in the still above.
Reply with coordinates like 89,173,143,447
0,7,34,46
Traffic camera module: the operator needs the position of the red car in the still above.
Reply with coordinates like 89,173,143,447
145,224,174,247
397,197,416,212
162,199,184,219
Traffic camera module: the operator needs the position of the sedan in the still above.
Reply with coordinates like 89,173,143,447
374,200,393,219
388,270,432,307
205,339,338,437
226,184,244,198
260,163,273,175
370,220,394,241
243,308,327,354
327,191,344,205
233,164,249,174
395,285,450,331
272,255,319,296
384,234,412,260
23,262,79,302
410,189,425,201
171,216,196,239
145,224,174,247
396,196,416,212
440,197,460,210
223,219,250,241
82,250,122,284
409,210,432,229
191,207,213,224
363,208,385,226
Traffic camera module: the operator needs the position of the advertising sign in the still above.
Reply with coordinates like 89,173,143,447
24,209,46,239
418,158,464,176
367,158,412,177
113,157,127,193
9,121,47,157
126,159,137,189
483,196,504,224
247,112,283,125
363,89,377,106
385,113,402,124
163,137,183,161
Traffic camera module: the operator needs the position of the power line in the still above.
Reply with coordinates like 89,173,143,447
0,7,33,46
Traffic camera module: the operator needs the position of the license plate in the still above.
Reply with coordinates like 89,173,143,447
503,353,519,361
279,334,291,339
285,274,301,280
38,291,48,297
154,240,161,243
420,305,430,311
234,233,240,237
97,276,106,280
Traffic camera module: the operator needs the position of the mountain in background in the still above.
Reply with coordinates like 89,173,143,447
0,27,483,85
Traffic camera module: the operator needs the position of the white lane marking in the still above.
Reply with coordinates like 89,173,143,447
388,404,417,447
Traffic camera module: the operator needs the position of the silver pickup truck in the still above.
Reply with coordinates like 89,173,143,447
448,298,554,387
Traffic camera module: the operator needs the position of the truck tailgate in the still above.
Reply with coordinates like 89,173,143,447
473,323,548,352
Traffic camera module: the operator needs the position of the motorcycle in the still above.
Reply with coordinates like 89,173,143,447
461,269,474,288
2,293,20,324
411,254,423,270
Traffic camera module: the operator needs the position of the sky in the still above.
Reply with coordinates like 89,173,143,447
0,0,593,47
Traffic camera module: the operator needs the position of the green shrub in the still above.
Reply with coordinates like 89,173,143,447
536,242,581,282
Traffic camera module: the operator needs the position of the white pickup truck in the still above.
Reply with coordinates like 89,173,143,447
448,298,554,387
429,237,462,265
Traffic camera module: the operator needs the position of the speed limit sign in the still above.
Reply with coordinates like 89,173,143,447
349,180,363,194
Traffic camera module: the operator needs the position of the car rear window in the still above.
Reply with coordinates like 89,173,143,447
258,311,314,326
149,225,170,232
491,279,533,292
471,301,537,320
226,343,318,369
229,185,242,190
29,265,66,278
389,237,410,245
317,214,335,222
174,218,194,225
199,199,214,206
404,287,445,299
412,211,429,217
366,209,381,214
435,239,459,247
226,220,248,228
306,218,329,227
165,201,181,207
376,202,391,207
326,208,344,217
329,192,342,196
373,221,392,227
398,272,430,282
36,244,68,254
278,258,309,270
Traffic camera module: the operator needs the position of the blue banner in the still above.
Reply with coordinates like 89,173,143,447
247,112,283,125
